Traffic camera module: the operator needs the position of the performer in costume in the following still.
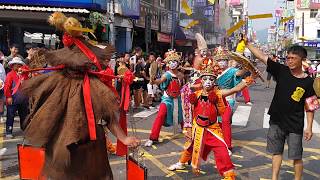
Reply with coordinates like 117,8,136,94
20,12,139,179
169,34,255,174
214,46,247,150
145,50,184,147
171,59,257,179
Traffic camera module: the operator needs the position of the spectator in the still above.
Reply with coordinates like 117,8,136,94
144,52,158,108
0,52,6,123
24,43,38,65
4,57,29,138
130,47,145,109
248,44,318,180
4,44,23,73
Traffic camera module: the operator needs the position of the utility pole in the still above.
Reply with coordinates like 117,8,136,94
302,12,305,43
109,0,115,46
170,0,177,49
243,0,248,35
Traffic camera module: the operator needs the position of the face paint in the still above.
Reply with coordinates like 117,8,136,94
168,60,178,69
202,75,216,88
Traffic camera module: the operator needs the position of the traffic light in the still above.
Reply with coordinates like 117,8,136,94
145,14,152,43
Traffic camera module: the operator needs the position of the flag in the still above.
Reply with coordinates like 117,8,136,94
181,0,192,16
208,0,215,4
184,20,199,29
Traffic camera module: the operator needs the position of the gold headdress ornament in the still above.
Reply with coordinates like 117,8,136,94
199,59,219,77
163,49,182,63
213,46,229,61
48,12,94,37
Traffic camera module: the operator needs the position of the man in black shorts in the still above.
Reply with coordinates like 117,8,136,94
247,43,319,180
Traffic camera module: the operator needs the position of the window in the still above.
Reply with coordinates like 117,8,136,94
310,9,318,18
317,30,320,38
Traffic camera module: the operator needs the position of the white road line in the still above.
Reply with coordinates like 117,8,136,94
232,105,252,126
263,108,270,129
133,107,159,118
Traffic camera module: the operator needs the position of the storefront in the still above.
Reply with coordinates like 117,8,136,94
0,0,107,55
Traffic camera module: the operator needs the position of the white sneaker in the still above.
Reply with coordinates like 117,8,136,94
144,140,154,147
0,117,5,123
246,102,253,105
0,148,7,156
168,162,186,171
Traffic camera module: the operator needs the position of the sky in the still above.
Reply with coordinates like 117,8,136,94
248,0,281,31
247,0,285,42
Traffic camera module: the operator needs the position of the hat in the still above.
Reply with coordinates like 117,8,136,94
213,46,229,61
199,60,218,77
195,33,207,51
8,57,25,66
163,49,181,63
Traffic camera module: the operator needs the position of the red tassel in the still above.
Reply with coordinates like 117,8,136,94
116,109,127,156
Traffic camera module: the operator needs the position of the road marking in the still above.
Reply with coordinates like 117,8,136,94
133,108,158,118
286,170,294,174
241,145,320,178
110,151,182,165
140,149,182,180
232,154,244,159
263,108,270,128
232,105,252,126
233,140,320,154
127,129,173,136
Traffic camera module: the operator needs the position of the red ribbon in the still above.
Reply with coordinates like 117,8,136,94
116,69,134,156
62,33,105,140
120,70,134,111
82,74,97,140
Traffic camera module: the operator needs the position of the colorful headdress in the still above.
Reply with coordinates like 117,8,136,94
163,49,181,63
213,46,230,61
199,60,219,77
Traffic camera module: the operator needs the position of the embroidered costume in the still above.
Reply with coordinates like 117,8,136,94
145,50,183,147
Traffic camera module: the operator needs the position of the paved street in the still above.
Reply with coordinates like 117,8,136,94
0,69,320,180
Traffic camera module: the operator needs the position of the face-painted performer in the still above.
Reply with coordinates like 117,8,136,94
214,46,247,150
168,35,256,178
144,50,184,147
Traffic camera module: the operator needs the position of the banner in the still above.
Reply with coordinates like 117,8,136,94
297,0,311,9
227,0,241,6
288,19,295,33
310,0,320,9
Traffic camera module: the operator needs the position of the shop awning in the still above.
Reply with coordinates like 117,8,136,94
0,4,90,13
